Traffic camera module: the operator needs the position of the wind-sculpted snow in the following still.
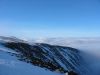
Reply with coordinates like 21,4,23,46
0,37,91,75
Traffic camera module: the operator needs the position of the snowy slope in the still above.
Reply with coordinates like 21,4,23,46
0,47,63,75
0,36,100,75
0,44,88,74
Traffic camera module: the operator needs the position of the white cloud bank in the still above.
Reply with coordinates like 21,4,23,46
30,37,100,56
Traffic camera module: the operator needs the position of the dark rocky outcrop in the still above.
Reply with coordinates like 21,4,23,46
68,71,77,75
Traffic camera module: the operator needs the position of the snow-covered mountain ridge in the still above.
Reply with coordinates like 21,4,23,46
0,36,100,75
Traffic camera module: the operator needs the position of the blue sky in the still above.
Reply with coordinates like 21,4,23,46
0,0,100,38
